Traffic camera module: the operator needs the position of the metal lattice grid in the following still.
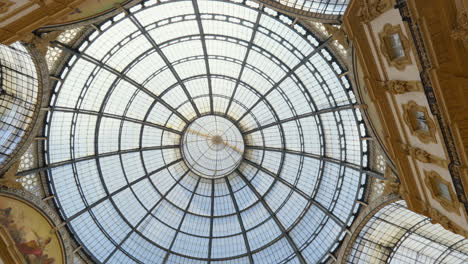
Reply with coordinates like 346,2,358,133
0,43,39,169
44,0,371,263
181,115,245,179
257,0,349,21
346,201,468,264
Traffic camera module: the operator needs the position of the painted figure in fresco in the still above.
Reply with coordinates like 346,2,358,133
16,230,55,263
0,207,56,264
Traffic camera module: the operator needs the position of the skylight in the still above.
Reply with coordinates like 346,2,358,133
44,0,368,263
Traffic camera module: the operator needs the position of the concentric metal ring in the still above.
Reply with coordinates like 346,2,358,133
181,115,244,179
44,0,369,263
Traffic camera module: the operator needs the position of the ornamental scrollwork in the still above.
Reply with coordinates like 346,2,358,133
401,144,448,168
358,0,393,22
451,10,468,49
384,80,423,94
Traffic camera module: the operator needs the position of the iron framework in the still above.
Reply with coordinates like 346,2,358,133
43,0,373,263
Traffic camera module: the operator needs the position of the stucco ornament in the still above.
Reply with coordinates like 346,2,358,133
401,144,449,168
384,80,423,94
323,24,349,50
451,10,468,48
358,0,392,22
0,0,14,14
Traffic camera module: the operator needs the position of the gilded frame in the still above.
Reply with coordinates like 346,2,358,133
425,170,460,214
379,23,412,70
402,101,437,143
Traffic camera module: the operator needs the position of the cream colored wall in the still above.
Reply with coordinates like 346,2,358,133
362,7,468,229
370,9,420,80
0,0,38,27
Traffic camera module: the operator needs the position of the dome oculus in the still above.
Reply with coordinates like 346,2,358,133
45,0,368,263
182,115,244,179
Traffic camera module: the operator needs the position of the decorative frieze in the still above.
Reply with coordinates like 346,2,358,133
396,0,468,212
427,207,468,238
401,144,448,168
384,80,423,94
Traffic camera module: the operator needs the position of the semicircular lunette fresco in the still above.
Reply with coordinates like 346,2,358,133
0,194,64,264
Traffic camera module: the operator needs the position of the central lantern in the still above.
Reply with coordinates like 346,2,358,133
44,0,368,263
182,115,245,179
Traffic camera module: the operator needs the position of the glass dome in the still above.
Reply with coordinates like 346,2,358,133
258,0,350,21
45,0,368,263
0,43,40,171
347,201,468,263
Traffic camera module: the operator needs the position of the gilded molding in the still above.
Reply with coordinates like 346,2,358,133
451,10,468,49
379,23,413,71
427,206,468,238
323,24,349,50
26,31,63,56
0,0,14,14
0,188,75,263
402,101,437,144
0,162,23,190
401,144,449,168
383,80,423,94
382,167,404,197
29,0,46,7
0,226,24,264
396,0,468,213
357,0,393,22
425,170,461,214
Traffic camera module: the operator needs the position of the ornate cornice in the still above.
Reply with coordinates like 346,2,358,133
401,143,449,168
397,0,468,213
426,206,468,238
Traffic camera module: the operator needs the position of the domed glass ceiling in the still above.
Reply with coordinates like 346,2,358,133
0,43,39,170
45,0,368,263
260,0,349,20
